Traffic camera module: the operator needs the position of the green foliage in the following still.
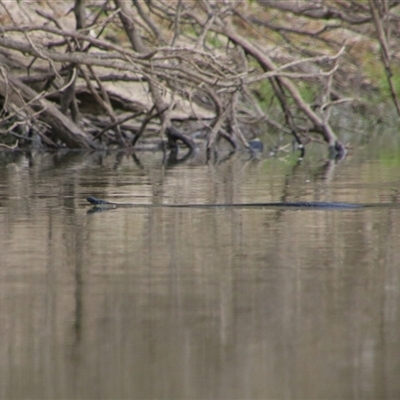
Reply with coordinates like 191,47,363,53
252,78,319,112
252,80,275,110
378,67,400,102
360,56,400,114
206,32,225,48
297,81,319,104
362,54,387,93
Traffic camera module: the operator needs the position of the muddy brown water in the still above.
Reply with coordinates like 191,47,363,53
0,146,400,399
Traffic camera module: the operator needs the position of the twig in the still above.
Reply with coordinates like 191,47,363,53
369,0,400,115
95,110,145,140
0,140,18,150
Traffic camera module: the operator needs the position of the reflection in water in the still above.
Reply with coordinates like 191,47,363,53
0,151,399,399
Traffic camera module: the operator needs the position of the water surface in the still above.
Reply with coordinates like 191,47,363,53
0,146,400,399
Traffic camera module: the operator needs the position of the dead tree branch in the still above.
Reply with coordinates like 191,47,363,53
0,0,397,156
369,0,400,115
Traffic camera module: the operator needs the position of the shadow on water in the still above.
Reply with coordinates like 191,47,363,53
1,148,400,399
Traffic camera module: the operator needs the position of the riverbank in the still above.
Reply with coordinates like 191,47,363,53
0,1,398,157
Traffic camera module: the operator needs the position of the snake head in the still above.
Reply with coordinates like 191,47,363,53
87,197,110,205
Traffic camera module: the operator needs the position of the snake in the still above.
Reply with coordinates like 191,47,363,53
86,196,365,210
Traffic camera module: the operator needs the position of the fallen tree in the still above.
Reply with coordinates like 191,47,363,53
0,0,398,157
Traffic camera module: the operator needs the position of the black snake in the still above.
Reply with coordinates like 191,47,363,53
87,196,365,210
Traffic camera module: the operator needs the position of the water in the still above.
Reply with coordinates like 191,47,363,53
1,146,400,399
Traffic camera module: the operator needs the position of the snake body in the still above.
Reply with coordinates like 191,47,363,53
87,196,364,209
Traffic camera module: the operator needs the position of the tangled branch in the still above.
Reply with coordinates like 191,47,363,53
0,0,397,157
